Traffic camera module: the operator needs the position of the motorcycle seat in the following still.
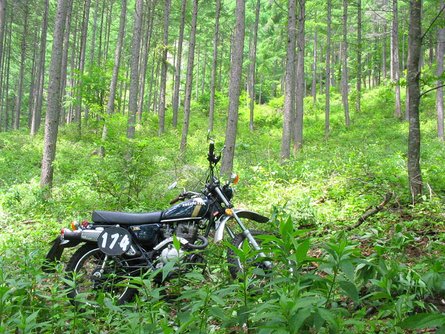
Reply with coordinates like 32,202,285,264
92,210,163,225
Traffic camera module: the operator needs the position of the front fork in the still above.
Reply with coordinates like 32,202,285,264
214,187,273,270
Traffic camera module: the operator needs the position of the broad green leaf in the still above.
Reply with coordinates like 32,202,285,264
397,313,445,329
338,280,360,305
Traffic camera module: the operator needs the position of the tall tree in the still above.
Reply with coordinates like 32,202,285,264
158,0,171,135
180,0,199,152
407,0,423,202
208,0,222,133
220,0,246,176
127,0,143,139
280,0,297,161
294,0,305,151
248,0,260,132
31,0,49,136
101,0,127,156
74,0,91,132
40,0,72,190
138,0,155,122
311,15,317,105
341,0,350,127
392,0,402,118
0,0,6,111
436,0,445,141
356,0,362,113
13,0,29,130
325,0,332,137
172,0,186,128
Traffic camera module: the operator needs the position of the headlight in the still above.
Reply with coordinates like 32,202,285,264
222,185,234,201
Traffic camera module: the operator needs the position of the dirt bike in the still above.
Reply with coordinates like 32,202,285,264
44,141,274,305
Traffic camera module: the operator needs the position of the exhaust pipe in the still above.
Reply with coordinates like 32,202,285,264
62,228,103,242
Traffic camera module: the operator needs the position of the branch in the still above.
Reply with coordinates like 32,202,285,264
421,4,445,41
420,84,445,98
345,192,392,231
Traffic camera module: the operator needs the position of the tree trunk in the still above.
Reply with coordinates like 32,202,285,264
325,0,332,136
138,1,155,123
172,0,187,129
312,18,317,106
341,0,350,127
248,0,260,132
436,0,445,141
220,0,245,176
0,0,7,130
407,0,423,202
100,0,127,157
31,0,49,136
294,0,305,151
40,0,71,190
208,0,222,133
127,0,143,139
14,0,29,130
180,0,199,152
392,0,401,118
60,1,73,125
280,0,297,162
74,0,91,134
356,0,362,113
158,0,171,135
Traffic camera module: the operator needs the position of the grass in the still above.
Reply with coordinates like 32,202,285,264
0,86,445,332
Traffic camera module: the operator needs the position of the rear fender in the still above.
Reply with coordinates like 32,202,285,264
42,235,82,273
214,209,269,243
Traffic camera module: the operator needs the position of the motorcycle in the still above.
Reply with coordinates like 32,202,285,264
44,141,274,305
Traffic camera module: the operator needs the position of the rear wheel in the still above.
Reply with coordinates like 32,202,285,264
66,243,136,306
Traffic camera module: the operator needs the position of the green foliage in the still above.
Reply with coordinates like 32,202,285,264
1,76,445,332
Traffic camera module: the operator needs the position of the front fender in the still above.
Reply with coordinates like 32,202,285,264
214,209,269,243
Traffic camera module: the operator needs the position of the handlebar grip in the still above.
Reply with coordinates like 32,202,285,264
169,196,181,205
209,141,215,156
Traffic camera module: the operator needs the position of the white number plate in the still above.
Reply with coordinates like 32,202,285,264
98,227,132,256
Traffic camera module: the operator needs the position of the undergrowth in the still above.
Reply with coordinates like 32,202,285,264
0,87,445,332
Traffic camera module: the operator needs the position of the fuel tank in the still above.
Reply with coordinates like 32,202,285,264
161,197,210,221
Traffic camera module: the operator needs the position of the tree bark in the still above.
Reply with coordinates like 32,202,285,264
280,0,297,162
312,18,317,106
392,0,402,118
31,0,49,136
356,0,362,113
13,0,29,130
40,0,71,190
436,0,445,141
138,0,155,122
208,0,222,133
407,0,423,202
294,0,305,151
74,0,91,133
325,0,332,136
341,0,350,127
248,0,260,132
180,0,199,152
0,0,7,130
100,0,127,157
220,0,245,176
172,0,187,129
158,0,171,135
127,0,143,140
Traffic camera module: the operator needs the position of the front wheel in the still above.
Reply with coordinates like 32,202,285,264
65,243,136,306
227,230,277,280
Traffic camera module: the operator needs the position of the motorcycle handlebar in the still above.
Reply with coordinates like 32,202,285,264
169,196,181,205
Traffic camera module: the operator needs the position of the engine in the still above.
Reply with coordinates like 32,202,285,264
153,221,206,272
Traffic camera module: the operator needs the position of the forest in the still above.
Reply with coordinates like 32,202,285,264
0,0,445,332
